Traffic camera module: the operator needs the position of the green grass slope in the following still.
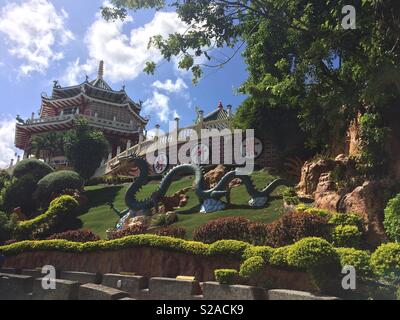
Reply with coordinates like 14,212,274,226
79,170,287,239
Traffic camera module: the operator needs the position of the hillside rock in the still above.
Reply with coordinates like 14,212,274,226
204,165,228,189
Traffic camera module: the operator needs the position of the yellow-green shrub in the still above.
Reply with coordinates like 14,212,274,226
239,256,265,279
214,269,238,285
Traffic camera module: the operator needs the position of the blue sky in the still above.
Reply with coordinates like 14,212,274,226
0,0,248,168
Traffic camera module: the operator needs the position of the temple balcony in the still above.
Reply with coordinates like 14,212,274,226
17,114,140,133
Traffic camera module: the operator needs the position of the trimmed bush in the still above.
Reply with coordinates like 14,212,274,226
0,234,210,257
214,269,238,285
384,194,400,242
107,224,147,240
303,208,331,217
248,222,268,246
47,230,100,243
193,217,251,244
1,175,38,215
287,237,341,293
265,211,330,247
331,225,362,248
15,195,79,239
329,213,363,229
239,256,265,279
287,237,340,270
242,246,274,262
282,187,300,206
0,211,12,244
13,159,53,181
335,247,372,277
208,240,250,258
371,243,400,281
35,171,84,203
151,226,186,239
270,246,291,268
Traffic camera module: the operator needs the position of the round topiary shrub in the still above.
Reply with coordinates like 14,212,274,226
242,246,275,262
265,211,330,247
287,237,340,270
371,243,400,281
35,170,84,203
384,194,400,243
214,269,239,285
13,159,53,181
193,217,251,244
239,256,265,279
1,175,38,215
269,246,291,268
208,240,250,258
331,225,362,248
329,213,363,229
335,247,372,277
287,237,341,293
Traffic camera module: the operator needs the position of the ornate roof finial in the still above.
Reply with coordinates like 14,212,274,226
98,60,104,79
218,101,223,109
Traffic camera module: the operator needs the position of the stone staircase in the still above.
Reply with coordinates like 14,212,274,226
0,268,339,300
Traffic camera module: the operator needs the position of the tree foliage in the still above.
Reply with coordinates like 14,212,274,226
64,118,109,180
102,0,400,154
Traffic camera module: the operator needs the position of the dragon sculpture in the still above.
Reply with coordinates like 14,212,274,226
109,155,286,229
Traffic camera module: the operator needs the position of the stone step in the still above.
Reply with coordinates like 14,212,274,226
32,278,80,300
78,283,130,300
60,271,102,284
0,273,33,300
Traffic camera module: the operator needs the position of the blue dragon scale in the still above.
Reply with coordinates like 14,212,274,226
110,155,286,223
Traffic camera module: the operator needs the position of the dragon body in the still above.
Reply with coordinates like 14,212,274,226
115,155,286,216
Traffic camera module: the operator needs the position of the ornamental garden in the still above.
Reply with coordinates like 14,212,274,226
1,0,400,301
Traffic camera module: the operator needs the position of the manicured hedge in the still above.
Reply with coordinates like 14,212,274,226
47,229,100,243
371,243,400,281
1,234,398,285
214,269,238,285
239,256,265,279
335,247,372,277
242,246,274,262
287,238,340,270
331,225,362,248
208,240,251,258
15,195,79,239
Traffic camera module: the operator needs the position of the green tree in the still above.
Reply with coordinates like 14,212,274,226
64,118,109,180
28,132,65,162
102,0,400,155
384,194,400,243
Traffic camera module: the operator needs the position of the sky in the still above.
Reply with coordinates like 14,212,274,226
0,0,248,168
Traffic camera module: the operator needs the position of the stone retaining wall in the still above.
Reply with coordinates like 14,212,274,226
0,270,339,301
2,248,315,291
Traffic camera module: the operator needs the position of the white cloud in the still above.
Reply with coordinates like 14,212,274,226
63,11,189,85
0,0,74,75
152,78,188,93
0,118,18,169
142,91,180,123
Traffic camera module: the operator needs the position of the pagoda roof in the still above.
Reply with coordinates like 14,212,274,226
50,61,141,110
203,101,230,122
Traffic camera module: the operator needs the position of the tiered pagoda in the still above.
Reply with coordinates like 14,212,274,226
15,61,148,168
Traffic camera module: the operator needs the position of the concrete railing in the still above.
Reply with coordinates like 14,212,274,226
0,269,340,301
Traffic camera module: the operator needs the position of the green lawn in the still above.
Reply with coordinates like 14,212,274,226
79,170,287,239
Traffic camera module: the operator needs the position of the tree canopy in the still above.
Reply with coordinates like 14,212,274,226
102,0,400,158
64,118,109,180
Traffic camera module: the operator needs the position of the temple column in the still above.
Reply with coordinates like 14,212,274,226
117,146,121,155
127,140,132,149
9,159,14,168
